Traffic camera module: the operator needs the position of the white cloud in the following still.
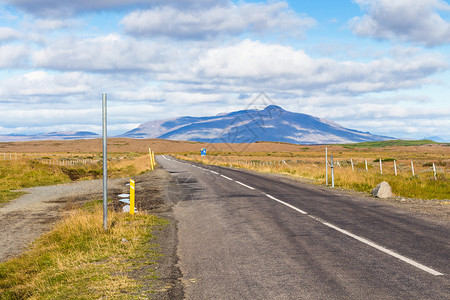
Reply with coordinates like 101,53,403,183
32,18,77,31
32,34,179,72
193,39,447,94
0,27,21,43
0,71,91,99
0,44,28,67
4,0,227,17
121,1,315,39
350,0,450,46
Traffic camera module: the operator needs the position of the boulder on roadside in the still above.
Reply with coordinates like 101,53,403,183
372,181,392,198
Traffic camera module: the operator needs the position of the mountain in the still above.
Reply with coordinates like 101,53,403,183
121,105,394,144
422,136,447,143
0,131,100,142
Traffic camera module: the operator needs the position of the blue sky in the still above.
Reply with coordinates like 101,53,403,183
0,0,449,141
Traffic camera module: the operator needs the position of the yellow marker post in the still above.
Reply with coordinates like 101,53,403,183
130,179,135,215
149,148,154,170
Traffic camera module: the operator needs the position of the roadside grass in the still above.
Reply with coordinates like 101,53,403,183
0,200,167,299
0,159,70,204
177,152,449,200
0,154,151,204
340,139,442,148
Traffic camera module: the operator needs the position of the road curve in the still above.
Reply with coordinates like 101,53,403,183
157,155,449,299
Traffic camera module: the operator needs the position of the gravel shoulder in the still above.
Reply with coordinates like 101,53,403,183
0,168,184,299
0,178,128,262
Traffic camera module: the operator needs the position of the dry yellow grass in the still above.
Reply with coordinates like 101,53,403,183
1,138,448,199
178,149,449,200
0,202,166,299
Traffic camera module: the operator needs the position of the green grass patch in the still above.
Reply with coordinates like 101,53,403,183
342,139,442,148
0,201,167,299
0,158,143,204
0,160,70,204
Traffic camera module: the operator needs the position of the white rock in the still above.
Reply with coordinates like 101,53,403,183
372,181,392,198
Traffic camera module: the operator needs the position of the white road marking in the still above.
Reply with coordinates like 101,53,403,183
235,181,255,190
163,159,444,276
264,193,308,215
307,216,444,276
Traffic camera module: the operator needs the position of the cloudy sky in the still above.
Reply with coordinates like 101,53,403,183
0,0,449,141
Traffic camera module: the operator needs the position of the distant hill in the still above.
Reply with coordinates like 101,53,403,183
423,136,447,143
120,105,394,144
0,131,100,142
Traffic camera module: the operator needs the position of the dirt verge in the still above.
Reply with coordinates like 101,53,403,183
0,168,184,299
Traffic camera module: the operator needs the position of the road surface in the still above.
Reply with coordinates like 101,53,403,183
158,155,449,299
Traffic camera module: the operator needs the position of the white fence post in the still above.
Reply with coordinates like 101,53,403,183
394,160,397,176
411,161,415,176
365,159,368,172
379,158,382,175
351,158,354,171
433,163,437,181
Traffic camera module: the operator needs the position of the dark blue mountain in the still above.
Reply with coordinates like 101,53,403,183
0,131,100,142
121,105,393,144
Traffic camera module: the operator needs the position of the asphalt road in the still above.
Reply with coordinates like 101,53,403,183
157,155,449,299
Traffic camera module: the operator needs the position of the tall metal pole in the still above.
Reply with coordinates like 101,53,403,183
102,94,108,231
325,147,328,186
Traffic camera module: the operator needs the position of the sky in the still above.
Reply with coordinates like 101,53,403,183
0,0,449,141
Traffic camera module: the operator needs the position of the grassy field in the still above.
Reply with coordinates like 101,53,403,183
0,152,151,204
1,138,449,200
0,200,167,299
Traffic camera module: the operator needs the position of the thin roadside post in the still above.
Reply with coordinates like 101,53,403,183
330,154,334,188
130,179,135,215
102,93,108,231
149,148,153,170
325,147,328,186
433,163,437,181
379,158,383,175
394,160,397,176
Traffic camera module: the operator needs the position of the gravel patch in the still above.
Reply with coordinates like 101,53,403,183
0,178,127,262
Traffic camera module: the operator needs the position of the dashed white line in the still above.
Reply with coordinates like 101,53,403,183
308,216,444,276
264,193,308,215
220,175,233,181
235,181,255,190
161,158,444,276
